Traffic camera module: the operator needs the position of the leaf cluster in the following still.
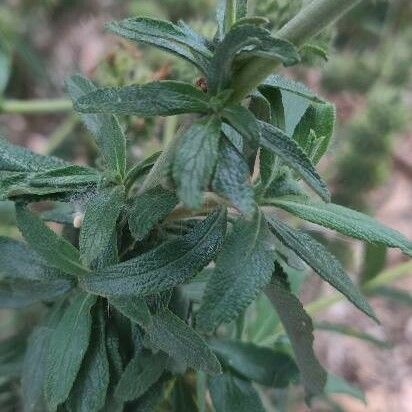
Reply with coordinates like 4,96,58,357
0,1,411,411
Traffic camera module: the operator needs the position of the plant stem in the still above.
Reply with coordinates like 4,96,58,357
0,98,73,114
230,0,362,102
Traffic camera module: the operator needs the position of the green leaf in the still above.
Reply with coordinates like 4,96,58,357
209,373,265,412
44,293,97,411
325,374,365,404
208,24,262,94
259,121,330,201
81,209,226,297
271,197,412,255
75,81,211,117
107,17,212,73
66,305,110,412
0,137,69,173
124,151,161,190
114,351,167,402
0,278,72,308
265,269,327,399
209,339,298,388
212,136,254,215
172,377,198,412
373,286,412,306
315,321,390,349
0,237,69,281
109,296,152,329
259,74,323,102
0,334,25,378
128,185,178,241
361,244,387,285
66,75,127,177
0,42,11,94
146,308,221,375
0,167,99,201
197,211,274,332
173,116,221,208
293,101,336,164
15,205,88,276
79,186,124,267
222,105,260,151
265,216,377,321
21,327,51,412
21,301,67,411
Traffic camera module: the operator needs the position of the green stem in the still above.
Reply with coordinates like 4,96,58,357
0,98,73,114
44,115,79,154
230,0,362,102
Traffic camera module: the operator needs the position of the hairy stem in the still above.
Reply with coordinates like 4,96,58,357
230,0,362,102
0,98,73,114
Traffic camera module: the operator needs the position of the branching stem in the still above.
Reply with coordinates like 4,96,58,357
230,0,362,102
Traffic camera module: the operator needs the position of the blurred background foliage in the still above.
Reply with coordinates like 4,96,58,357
0,0,412,410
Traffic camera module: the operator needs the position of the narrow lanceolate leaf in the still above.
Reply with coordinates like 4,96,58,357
210,339,298,388
66,75,127,177
75,81,211,117
67,305,110,412
15,205,88,276
82,209,226,297
0,237,69,281
265,269,327,399
110,296,152,329
208,24,262,93
0,278,73,309
79,186,124,267
22,327,51,412
107,17,212,73
173,116,221,208
271,197,412,256
293,101,336,164
222,105,260,151
197,211,275,332
266,216,377,321
212,137,254,215
209,374,265,412
114,352,167,402
0,136,69,173
128,185,178,241
259,74,323,102
45,293,97,411
147,308,221,374
259,121,330,201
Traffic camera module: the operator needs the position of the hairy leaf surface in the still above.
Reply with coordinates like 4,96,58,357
209,373,265,412
82,209,226,297
212,136,254,214
44,293,96,411
266,216,376,321
66,75,127,177
67,305,110,412
128,185,178,241
197,211,274,331
75,81,211,117
259,121,330,201
173,116,221,208
265,270,327,399
272,197,412,255
79,186,124,267
114,352,167,402
16,205,88,276
147,308,221,374
210,339,298,387
107,17,212,72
